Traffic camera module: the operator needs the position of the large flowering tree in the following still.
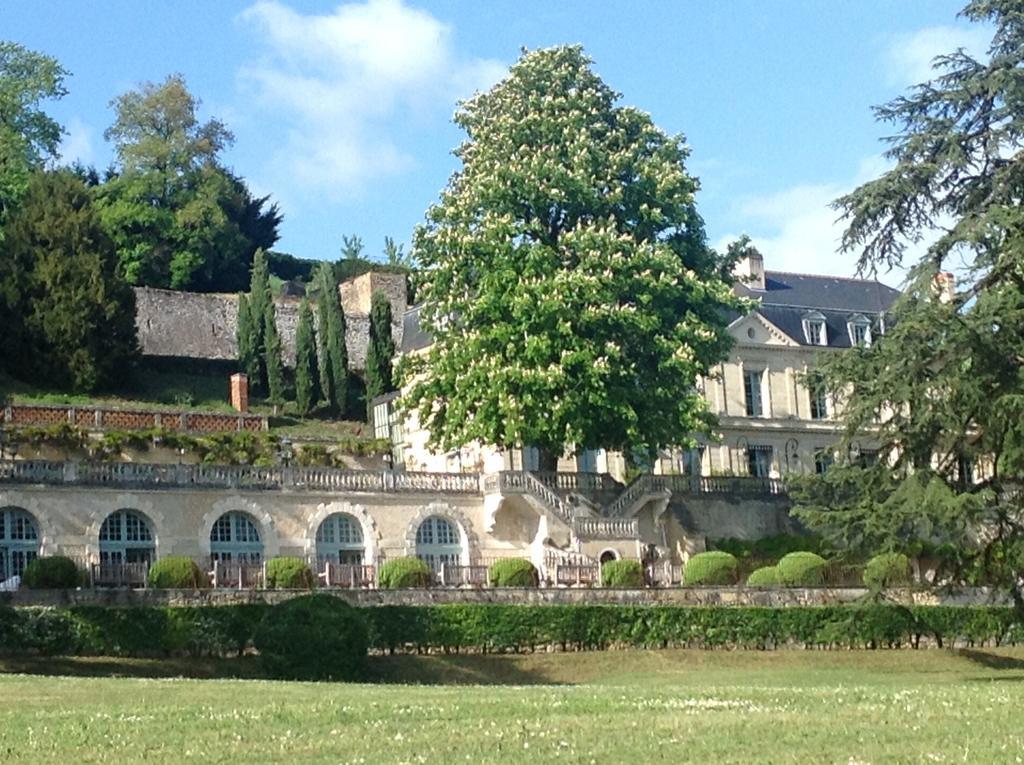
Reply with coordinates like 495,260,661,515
401,46,741,466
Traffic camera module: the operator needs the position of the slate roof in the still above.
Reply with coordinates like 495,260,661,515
401,304,434,353
399,270,902,352
737,271,901,349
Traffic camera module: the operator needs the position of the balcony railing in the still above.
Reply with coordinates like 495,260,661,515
0,459,481,495
572,517,640,539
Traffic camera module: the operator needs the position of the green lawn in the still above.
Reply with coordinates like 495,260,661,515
1,649,1022,763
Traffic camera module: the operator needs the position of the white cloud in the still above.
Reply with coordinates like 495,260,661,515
237,0,506,196
883,25,990,87
57,117,95,166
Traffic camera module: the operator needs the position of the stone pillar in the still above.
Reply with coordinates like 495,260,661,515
230,373,249,413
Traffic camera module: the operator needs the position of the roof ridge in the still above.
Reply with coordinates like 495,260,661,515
765,269,898,288
758,302,886,313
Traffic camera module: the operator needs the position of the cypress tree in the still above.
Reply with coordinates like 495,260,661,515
315,262,348,415
236,293,259,384
263,297,285,405
314,262,334,406
294,298,320,415
248,248,271,393
364,290,395,405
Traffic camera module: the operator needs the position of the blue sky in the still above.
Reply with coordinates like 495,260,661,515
5,1,988,283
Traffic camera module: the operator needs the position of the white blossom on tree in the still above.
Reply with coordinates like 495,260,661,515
400,46,743,465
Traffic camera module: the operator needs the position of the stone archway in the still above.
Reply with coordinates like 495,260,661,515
199,496,279,560
305,501,380,565
402,501,479,565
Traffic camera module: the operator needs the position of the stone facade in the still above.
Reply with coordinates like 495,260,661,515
133,271,407,371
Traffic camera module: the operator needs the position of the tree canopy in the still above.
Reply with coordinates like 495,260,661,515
400,45,740,463
96,75,280,291
0,41,67,229
790,0,1024,602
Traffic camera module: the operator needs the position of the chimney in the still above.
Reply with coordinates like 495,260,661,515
733,250,765,291
934,271,955,304
230,373,249,413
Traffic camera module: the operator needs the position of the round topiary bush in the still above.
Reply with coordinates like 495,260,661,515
254,594,368,680
488,558,539,587
147,556,209,589
265,557,315,589
22,556,80,589
601,559,644,587
775,552,828,586
683,551,738,585
745,565,780,587
863,552,912,589
378,557,432,589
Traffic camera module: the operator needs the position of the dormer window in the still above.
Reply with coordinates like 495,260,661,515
848,315,872,347
802,311,827,346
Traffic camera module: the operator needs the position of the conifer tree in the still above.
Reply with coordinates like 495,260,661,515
364,290,395,405
314,261,348,416
314,262,335,406
236,293,259,385
247,248,271,393
262,297,285,405
294,298,320,416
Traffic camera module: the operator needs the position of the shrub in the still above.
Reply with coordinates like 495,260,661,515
254,594,368,680
776,552,828,586
265,557,315,589
601,559,644,587
745,566,780,587
683,551,738,585
864,552,913,589
147,557,209,589
488,558,539,587
378,557,432,589
22,556,80,589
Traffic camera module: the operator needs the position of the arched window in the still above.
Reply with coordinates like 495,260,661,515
315,513,365,565
99,510,155,565
415,516,462,573
209,512,263,563
0,508,39,580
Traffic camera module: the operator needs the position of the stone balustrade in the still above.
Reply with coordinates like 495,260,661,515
572,517,640,539
0,459,481,495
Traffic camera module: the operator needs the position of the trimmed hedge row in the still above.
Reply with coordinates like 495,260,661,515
0,604,1021,657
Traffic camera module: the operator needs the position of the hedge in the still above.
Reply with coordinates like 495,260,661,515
488,558,539,587
776,552,828,586
684,552,738,585
147,557,209,589
601,559,644,587
745,566,779,587
379,557,432,589
22,557,80,589
864,553,912,589
254,595,366,680
1,604,1020,657
265,557,315,590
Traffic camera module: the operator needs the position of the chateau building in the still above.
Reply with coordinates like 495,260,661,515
0,255,898,587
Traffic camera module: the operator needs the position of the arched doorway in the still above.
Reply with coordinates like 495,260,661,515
415,515,462,573
209,512,263,563
315,513,365,565
0,507,39,581
599,550,619,565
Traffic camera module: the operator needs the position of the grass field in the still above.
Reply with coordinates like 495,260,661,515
1,649,1023,763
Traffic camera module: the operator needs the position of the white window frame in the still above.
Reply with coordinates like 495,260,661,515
744,368,765,417
848,314,872,347
802,311,827,346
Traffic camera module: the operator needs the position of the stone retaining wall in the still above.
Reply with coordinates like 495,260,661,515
3,586,1006,609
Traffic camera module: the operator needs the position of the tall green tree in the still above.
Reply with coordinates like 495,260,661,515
314,262,348,415
399,46,740,467
294,298,321,416
244,248,273,394
0,42,67,232
236,293,259,386
97,75,280,290
790,1,1024,606
262,297,285,405
364,290,395,406
4,171,137,391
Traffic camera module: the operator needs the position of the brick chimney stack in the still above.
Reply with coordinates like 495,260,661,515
230,373,249,413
